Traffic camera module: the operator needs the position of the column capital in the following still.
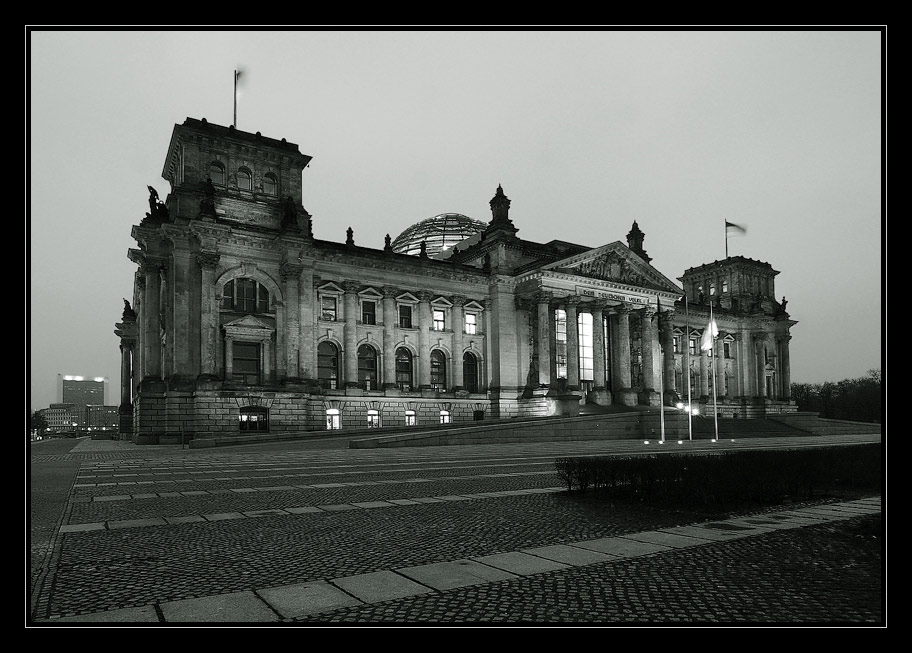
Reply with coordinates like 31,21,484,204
451,295,467,307
535,290,553,305
280,261,304,281
616,303,631,316
382,286,399,299
417,290,434,302
342,281,361,293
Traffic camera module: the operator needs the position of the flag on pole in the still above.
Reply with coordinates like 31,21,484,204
725,221,747,236
700,318,718,351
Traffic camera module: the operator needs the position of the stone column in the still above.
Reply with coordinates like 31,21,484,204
755,332,769,398
197,252,220,377
715,335,726,397
224,335,234,380
536,292,553,387
169,246,193,377
262,338,272,381
142,262,162,378
639,306,658,405
565,296,580,391
417,291,432,389
382,287,398,391
736,330,750,399
778,334,792,399
114,306,138,439
280,261,303,381
158,265,169,377
659,309,676,399
343,281,360,388
699,346,710,398
589,301,609,405
452,296,466,390
615,304,636,406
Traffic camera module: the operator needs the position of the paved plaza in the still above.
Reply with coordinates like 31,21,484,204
28,433,884,626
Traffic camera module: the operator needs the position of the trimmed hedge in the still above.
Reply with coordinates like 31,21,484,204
554,444,881,508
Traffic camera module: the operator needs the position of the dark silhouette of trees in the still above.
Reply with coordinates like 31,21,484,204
791,369,882,423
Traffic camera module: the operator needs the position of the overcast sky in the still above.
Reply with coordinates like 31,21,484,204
28,28,883,411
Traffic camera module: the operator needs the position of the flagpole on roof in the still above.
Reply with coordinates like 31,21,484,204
657,296,665,444
710,301,719,442
684,293,692,442
724,220,728,258
233,69,239,128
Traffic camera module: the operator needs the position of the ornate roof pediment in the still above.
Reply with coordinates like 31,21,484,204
541,242,680,292
224,315,272,330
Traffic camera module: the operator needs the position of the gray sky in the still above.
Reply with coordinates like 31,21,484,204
28,28,883,411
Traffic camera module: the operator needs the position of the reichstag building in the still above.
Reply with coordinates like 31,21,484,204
114,117,797,442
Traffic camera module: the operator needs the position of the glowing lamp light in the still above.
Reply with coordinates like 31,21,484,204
675,402,684,410
677,440,683,444
643,440,650,445
692,408,700,416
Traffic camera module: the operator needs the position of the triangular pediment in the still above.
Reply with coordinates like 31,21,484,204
541,241,681,293
224,315,272,330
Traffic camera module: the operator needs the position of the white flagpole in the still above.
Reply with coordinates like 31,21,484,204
685,293,692,441
234,70,239,128
724,220,729,259
710,301,719,442
658,297,665,443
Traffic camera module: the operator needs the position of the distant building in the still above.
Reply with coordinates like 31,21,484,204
85,405,119,434
59,375,106,427
41,404,78,433
115,117,798,444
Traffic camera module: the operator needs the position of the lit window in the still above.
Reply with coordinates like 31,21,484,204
709,282,716,296
673,336,680,354
321,296,338,321
239,406,268,432
439,410,450,424
399,305,413,329
430,350,447,391
237,168,252,191
689,339,698,356
367,409,380,428
722,280,729,293
578,312,593,381
555,309,568,379
318,342,339,389
325,408,341,430
362,300,376,325
433,309,445,331
465,313,477,335
405,410,417,426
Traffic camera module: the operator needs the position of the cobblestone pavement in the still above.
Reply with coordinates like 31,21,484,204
28,434,884,627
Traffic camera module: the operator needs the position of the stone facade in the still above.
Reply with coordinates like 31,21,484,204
115,118,798,443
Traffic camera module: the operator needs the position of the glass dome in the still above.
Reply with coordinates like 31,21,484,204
391,213,487,258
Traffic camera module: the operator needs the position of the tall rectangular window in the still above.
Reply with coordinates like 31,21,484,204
578,312,593,382
321,296,337,321
464,313,477,335
555,309,567,379
399,305,413,328
362,300,376,325
432,309,445,331
232,342,260,384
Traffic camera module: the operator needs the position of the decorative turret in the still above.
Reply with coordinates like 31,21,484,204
485,184,518,237
626,221,651,264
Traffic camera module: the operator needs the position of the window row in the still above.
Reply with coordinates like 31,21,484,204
673,336,735,358
326,408,469,430
318,343,481,393
320,297,478,334
209,162,279,195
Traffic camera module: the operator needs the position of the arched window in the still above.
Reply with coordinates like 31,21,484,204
463,352,479,393
395,348,413,391
237,168,252,191
239,406,269,432
263,173,278,196
366,409,380,428
209,162,225,186
439,410,450,424
318,342,340,390
430,350,447,391
357,345,378,390
221,278,270,314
